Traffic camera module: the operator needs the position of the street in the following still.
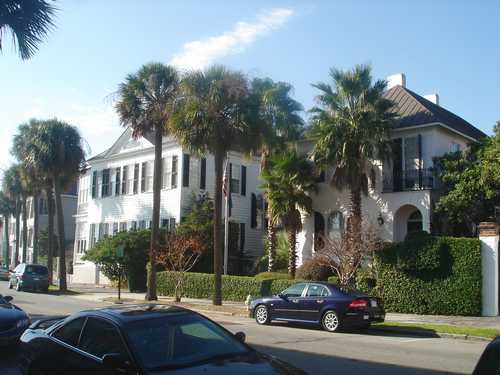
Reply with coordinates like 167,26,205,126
0,281,487,375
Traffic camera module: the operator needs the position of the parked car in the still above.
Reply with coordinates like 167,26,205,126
0,265,10,281
472,335,500,375
0,294,31,346
8,264,49,292
249,282,384,332
19,304,309,375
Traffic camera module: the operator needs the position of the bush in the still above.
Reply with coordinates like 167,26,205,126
255,272,289,281
156,271,299,301
355,269,377,294
375,236,481,316
327,275,339,284
296,257,333,281
254,231,289,273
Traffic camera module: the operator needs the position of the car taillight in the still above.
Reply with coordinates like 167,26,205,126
349,299,368,309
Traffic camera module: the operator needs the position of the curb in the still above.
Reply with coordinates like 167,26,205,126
370,326,491,342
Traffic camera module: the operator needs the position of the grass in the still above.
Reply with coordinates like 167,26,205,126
47,285,81,296
372,321,500,339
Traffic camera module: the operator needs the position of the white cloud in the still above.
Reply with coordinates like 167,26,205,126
170,8,294,70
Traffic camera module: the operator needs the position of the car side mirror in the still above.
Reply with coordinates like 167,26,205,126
278,293,287,300
4,296,13,303
102,353,133,372
234,331,246,343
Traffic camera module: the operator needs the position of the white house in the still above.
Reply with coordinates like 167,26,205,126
72,128,265,284
295,74,487,265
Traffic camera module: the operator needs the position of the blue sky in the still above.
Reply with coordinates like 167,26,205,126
1,0,499,171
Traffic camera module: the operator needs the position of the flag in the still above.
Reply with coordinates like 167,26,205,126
222,160,232,217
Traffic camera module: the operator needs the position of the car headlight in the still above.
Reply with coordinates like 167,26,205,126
16,318,30,328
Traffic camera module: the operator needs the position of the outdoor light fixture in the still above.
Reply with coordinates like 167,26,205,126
377,213,384,226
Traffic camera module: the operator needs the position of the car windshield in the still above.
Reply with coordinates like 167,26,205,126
25,265,48,275
126,313,248,370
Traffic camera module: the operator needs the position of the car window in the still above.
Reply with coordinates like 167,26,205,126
79,318,127,359
25,265,48,275
306,284,330,297
282,283,306,297
52,318,86,347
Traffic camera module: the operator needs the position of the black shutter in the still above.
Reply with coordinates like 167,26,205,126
200,157,206,190
182,154,190,187
239,223,245,252
251,193,257,228
241,165,246,196
229,163,233,192
92,171,97,198
418,134,423,187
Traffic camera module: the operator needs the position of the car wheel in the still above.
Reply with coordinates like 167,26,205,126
322,310,341,332
255,305,271,325
15,281,22,292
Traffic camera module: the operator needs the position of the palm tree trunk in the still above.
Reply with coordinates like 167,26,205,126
267,225,277,272
213,149,224,306
349,187,362,243
287,228,297,279
146,125,162,301
22,196,28,263
33,194,39,264
46,188,54,284
15,197,20,265
53,177,67,291
3,216,10,267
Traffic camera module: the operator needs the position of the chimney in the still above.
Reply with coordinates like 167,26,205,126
386,73,406,89
424,93,440,106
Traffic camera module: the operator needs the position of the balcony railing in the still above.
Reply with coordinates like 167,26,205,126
383,168,438,193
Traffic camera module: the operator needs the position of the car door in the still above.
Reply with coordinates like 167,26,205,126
77,317,134,375
272,283,307,321
298,284,331,322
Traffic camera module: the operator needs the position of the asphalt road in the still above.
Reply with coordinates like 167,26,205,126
0,281,487,375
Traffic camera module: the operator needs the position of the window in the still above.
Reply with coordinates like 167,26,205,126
52,318,86,347
130,221,137,231
182,154,190,187
281,283,306,297
115,167,121,196
119,222,127,232
240,165,246,196
199,157,206,190
39,198,48,215
141,162,147,193
450,142,461,153
327,211,344,238
407,210,423,234
78,318,127,359
169,218,176,231
230,163,240,194
172,156,178,188
133,163,139,194
306,284,330,297
89,224,96,247
404,136,419,171
139,220,146,230
121,166,128,194
101,169,110,197
91,171,98,198
113,222,118,235
161,218,169,228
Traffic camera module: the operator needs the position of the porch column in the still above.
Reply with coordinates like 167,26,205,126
479,222,499,316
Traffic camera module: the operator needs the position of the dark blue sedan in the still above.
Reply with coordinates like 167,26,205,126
0,294,30,346
249,282,385,332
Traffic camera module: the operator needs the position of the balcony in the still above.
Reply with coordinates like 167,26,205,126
383,168,438,193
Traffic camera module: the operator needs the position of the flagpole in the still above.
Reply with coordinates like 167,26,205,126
223,156,229,275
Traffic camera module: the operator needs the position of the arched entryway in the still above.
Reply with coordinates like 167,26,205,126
394,204,424,241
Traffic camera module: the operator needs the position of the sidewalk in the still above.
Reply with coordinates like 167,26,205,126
68,283,500,330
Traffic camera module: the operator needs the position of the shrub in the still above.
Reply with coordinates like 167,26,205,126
254,231,289,273
296,257,333,281
327,275,339,284
375,236,481,316
255,272,289,281
156,271,299,301
355,269,377,294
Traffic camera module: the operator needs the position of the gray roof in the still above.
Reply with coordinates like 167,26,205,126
384,85,487,141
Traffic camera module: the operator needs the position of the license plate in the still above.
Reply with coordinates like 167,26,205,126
370,300,378,307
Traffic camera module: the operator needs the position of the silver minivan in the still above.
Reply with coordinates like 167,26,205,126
8,264,49,292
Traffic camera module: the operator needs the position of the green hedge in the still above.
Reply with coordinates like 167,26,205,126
375,236,481,316
157,271,298,301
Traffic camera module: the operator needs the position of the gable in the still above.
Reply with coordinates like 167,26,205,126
87,128,154,162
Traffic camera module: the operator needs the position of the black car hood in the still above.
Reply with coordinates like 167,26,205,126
0,303,27,325
150,351,307,375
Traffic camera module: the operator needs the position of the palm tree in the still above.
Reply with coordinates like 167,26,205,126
169,65,266,305
21,119,85,290
0,0,56,60
2,164,23,266
309,65,396,245
251,78,304,272
0,191,15,266
260,150,316,278
116,63,179,301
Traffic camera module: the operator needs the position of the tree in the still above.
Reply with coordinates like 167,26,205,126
2,164,23,266
434,122,500,235
0,0,56,60
169,65,266,305
116,63,179,301
156,229,207,302
260,150,316,278
251,78,304,272
309,65,396,248
0,191,15,266
21,119,85,290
